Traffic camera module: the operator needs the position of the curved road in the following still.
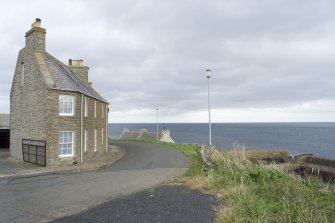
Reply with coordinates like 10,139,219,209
0,141,188,223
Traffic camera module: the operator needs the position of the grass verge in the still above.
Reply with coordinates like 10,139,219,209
195,149,335,223
109,139,335,222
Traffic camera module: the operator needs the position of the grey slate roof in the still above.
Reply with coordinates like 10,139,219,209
0,114,10,128
43,53,108,103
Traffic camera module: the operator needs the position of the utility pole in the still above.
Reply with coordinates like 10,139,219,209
156,105,159,141
206,69,212,145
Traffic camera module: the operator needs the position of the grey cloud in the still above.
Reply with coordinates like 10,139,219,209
1,0,335,122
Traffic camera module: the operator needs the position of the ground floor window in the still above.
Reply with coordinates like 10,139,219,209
59,131,74,157
102,128,104,145
84,129,88,152
94,129,97,152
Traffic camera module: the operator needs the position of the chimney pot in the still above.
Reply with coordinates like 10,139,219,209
70,59,86,67
32,18,41,28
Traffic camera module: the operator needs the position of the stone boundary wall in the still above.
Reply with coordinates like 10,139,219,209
120,128,175,143
294,155,335,168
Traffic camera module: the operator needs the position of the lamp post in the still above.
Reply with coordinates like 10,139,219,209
156,105,159,141
206,69,212,146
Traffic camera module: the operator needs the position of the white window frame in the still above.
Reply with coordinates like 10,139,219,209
102,128,104,145
94,100,97,118
84,96,88,117
84,129,88,152
94,128,97,152
59,131,74,157
59,95,75,116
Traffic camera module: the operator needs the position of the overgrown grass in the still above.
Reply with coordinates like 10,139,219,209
109,138,335,222
162,142,202,177
203,150,335,223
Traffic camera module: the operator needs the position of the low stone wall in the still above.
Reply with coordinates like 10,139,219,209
119,128,175,143
294,155,335,168
233,150,289,164
291,166,335,183
288,155,335,182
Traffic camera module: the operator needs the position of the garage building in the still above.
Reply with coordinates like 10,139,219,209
0,114,10,149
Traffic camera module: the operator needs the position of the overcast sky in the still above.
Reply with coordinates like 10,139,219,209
1,0,335,123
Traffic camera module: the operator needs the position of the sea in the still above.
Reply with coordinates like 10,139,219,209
108,123,335,160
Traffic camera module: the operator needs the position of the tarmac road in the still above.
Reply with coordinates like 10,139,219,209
51,184,218,223
0,141,188,223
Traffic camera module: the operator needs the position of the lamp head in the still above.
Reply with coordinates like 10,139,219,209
206,69,211,78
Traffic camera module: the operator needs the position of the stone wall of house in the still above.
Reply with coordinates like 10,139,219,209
46,90,108,166
82,96,108,161
85,96,108,159
46,90,81,166
10,47,48,161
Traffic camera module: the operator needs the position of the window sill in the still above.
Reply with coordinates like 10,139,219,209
59,155,74,158
59,114,74,116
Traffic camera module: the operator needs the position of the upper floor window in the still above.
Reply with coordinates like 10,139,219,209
102,103,104,118
94,100,97,118
94,128,97,152
59,95,74,116
84,96,88,117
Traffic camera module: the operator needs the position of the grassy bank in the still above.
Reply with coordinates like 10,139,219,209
110,139,335,222
199,149,335,223
148,140,335,222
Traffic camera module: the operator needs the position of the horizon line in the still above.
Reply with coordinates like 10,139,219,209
108,121,335,124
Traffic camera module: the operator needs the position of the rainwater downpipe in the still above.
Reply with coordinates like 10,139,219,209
106,105,108,152
80,94,83,164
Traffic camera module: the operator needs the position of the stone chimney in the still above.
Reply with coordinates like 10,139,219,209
68,59,89,83
25,18,46,52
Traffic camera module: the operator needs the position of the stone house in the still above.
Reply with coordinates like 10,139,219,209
120,128,175,143
10,19,109,166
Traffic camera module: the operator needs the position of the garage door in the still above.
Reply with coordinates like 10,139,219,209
0,129,9,148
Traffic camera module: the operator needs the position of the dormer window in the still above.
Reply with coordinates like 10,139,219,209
59,95,74,116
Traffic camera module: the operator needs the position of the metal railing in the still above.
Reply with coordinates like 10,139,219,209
22,139,46,167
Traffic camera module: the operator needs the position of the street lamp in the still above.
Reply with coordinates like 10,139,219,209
156,105,159,141
206,69,212,145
